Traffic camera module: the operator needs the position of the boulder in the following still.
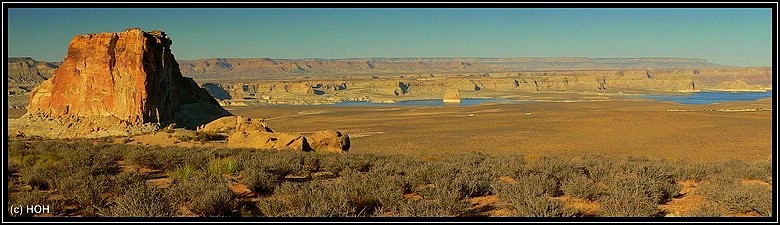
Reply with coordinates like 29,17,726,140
307,130,350,154
198,116,271,133
227,131,310,151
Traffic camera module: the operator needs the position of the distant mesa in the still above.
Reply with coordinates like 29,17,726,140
22,28,231,137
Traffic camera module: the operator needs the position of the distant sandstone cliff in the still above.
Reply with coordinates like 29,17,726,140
21,28,230,137
176,57,727,79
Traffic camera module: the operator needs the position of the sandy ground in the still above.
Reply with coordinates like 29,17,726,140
226,98,773,163
7,98,772,163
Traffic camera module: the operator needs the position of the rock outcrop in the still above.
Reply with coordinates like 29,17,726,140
198,116,272,133
443,89,461,103
226,131,310,151
22,28,230,137
307,130,350,154
7,57,59,87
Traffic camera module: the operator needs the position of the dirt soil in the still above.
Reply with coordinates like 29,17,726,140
224,98,772,163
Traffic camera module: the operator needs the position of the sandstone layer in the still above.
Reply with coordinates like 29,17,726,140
19,28,230,138
199,67,772,106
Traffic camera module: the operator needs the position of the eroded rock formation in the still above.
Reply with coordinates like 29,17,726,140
22,28,230,137
443,89,461,103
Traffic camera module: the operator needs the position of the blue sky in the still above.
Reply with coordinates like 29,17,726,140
6,8,774,67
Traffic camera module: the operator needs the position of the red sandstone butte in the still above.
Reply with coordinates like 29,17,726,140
26,28,230,128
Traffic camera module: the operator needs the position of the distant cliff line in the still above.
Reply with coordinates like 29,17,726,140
6,56,744,84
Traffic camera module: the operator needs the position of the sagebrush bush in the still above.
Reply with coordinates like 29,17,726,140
256,181,354,217
241,168,284,195
598,191,660,217
106,182,179,217
491,180,577,217
112,171,148,193
561,175,602,201
700,178,772,216
125,146,212,171
685,201,724,217
171,175,240,217
7,191,50,217
57,172,114,216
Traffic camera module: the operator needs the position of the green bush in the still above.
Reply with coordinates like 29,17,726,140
206,157,241,177
166,164,199,181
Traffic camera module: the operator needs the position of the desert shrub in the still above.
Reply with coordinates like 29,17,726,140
206,157,242,176
171,175,240,217
390,198,466,217
125,146,211,171
700,178,772,216
241,168,285,195
112,171,148,193
598,191,660,217
339,154,374,173
561,175,602,201
491,181,577,217
256,181,354,217
241,153,297,179
603,172,678,205
62,146,120,176
486,153,528,178
19,158,65,190
57,172,114,216
670,160,717,181
685,201,724,217
744,159,772,182
495,172,561,198
8,139,27,152
580,154,620,182
524,155,587,182
7,191,50,217
106,182,179,217
194,131,226,142
344,171,409,215
599,172,664,216
446,152,496,197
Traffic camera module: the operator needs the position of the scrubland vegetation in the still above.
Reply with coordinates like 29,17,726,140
6,137,773,217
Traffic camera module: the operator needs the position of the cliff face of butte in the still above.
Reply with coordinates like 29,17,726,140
23,28,230,137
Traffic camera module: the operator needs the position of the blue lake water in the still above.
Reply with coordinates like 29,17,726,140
642,91,773,104
330,91,773,106
333,98,519,106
